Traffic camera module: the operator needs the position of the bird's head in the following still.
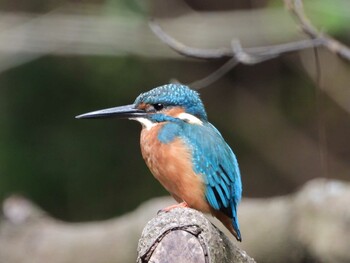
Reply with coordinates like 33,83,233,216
76,84,208,127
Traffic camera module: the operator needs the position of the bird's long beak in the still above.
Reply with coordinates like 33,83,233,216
75,104,146,119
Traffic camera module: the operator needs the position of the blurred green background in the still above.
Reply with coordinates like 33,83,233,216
0,0,349,222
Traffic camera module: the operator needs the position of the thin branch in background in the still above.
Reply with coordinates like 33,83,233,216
312,45,329,180
284,0,333,179
149,19,324,89
244,38,324,58
188,58,238,90
149,19,324,62
190,38,316,89
284,0,350,61
231,40,279,64
149,19,232,60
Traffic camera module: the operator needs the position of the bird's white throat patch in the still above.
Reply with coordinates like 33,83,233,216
177,112,203,125
130,117,156,130
131,113,202,130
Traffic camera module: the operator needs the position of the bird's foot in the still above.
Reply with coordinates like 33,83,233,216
158,201,189,214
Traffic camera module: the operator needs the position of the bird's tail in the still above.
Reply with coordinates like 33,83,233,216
232,216,242,242
214,211,242,242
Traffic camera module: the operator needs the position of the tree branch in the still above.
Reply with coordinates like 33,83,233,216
137,208,255,263
149,19,324,88
149,3,350,89
1,179,350,263
284,0,350,61
149,19,324,63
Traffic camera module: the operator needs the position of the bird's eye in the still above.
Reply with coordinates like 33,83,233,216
153,103,164,111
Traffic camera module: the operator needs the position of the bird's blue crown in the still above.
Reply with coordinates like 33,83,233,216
134,84,208,121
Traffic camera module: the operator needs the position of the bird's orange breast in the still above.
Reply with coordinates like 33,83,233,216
140,124,210,213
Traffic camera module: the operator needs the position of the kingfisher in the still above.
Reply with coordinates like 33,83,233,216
76,84,242,241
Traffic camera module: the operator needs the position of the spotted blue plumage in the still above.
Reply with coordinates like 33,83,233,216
137,84,242,239
134,84,207,121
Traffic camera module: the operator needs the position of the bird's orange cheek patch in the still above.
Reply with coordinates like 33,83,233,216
137,102,149,111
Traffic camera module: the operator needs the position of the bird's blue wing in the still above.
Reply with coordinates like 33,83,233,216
180,122,242,221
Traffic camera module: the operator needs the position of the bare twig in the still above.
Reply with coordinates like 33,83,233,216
284,0,350,61
149,19,324,89
188,58,239,89
284,0,345,182
149,19,324,62
148,19,232,59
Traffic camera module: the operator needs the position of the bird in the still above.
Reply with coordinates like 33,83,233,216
76,84,242,241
